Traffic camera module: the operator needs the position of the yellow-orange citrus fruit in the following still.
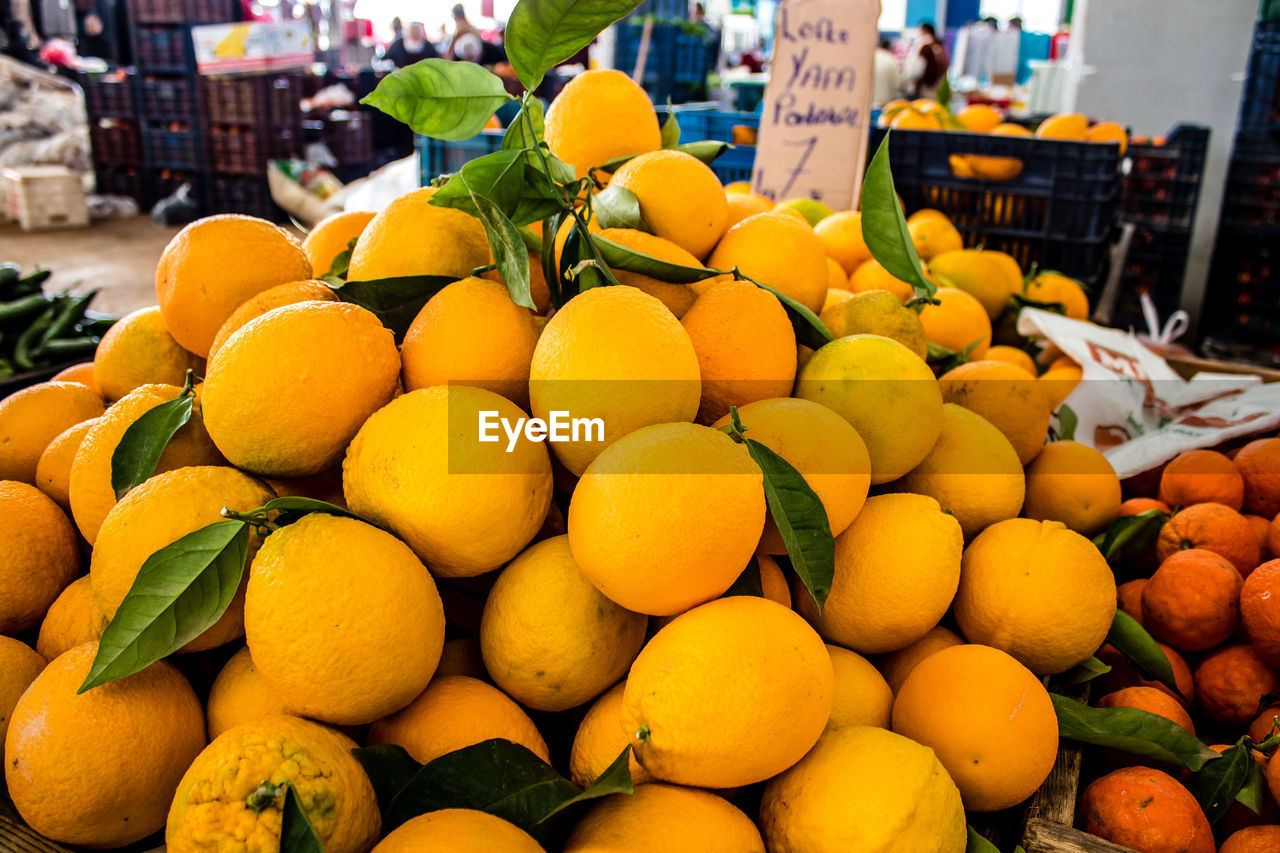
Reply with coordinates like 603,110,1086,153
598,227,705,318
623,596,832,788
156,214,312,357
956,517,1117,674
529,285,700,475
1195,644,1278,727
35,575,107,661
1221,826,1280,853
983,250,1026,295
0,636,43,757
369,674,549,764
1036,112,1090,140
760,725,967,853
1143,549,1242,652
0,480,79,635
1158,501,1261,575
375,809,545,853
985,344,1038,375
758,554,792,606
34,417,95,510
1025,272,1090,320
302,209,376,276
708,211,829,313
91,466,274,651
544,69,662,177
1079,767,1215,853
51,361,100,395
400,277,540,407
1097,686,1196,733
847,257,915,301
347,186,490,281
819,289,929,359
1086,121,1129,155
570,681,654,788
920,286,992,359
343,385,553,575
610,149,729,260
565,784,764,853
1244,559,1280,666
823,283,852,312
569,422,764,616
893,643,1058,811
682,280,797,424
482,254,552,314
795,334,944,483
1039,363,1083,409
957,104,1003,132
69,382,223,544
93,305,204,402
246,513,445,725
7,644,204,848
207,279,337,362
878,625,966,693
898,402,1026,538
1237,438,1280,517
907,212,964,260
796,493,962,654
890,107,942,130
928,249,1017,318
167,714,379,853
204,301,399,478
826,644,893,731
725,191,775,229
1023,440,1122,536
715,397,870,553
0,380,105,482
205,645,288,740
480,535,647,711
938,359,1051,465
1158,448,1245,511
813,210,871,274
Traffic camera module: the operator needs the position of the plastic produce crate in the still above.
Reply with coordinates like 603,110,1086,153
1221,129,1280,231
206,124,266,175
89,117,142,166
1203,230,1280,353
134,25,191,72
93,164,145,201
1120,124,1210,231
417,131,504,185
139,75,196,122
201,73,302,126
324,112,373,165
205,174,279,221
81,72,135,118
1240,19,1280,129
142,120,201,170
128,0,231,24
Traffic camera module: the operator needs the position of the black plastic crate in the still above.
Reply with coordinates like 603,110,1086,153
1120,125,1210,232
201,73,302,126
142,120,201,169
1202,231,1280,348
206,123,266,175
1240,20,1280,129
324,112,373,164
93,164,145,200
89,117,142,166
1110,229,1191,332
81,72,136,118
150,168,200,209
139,75,197,122
863,127,1122,291
205,174,279,220
1221,129,1280,231
134,25,192,72
128,0,231,24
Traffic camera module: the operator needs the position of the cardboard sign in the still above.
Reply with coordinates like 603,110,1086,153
751,0,879,210
193,21,314,75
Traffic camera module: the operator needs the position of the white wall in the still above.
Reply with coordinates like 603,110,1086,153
1074,0,1257,336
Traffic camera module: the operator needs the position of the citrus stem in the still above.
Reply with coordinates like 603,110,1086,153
246,780,283,813
635,724,650,743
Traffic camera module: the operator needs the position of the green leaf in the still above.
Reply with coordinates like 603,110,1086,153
1192,740,1254,825
110,381,195,500
722,557,764,598
593,234,720,283
542,211,568,308
1051,693,1219,770
1093,509,1167,566
937,76,953,109
382,739,633,831
258,497,365,527
748,279,835,351
79,520,250,692
518,225,544,256
1055,403,1078,442
1107,610,1182,697
353,744,422,818
599,140,731,173
1059,655,1112,685
325,236,359,280
660,107,681,148
431,150,564,227
966,826,1000,853
592,185,650,231
361,58,511,141
280,781,325,853
471,192,536,311
926,339,980,373
861,133,936,300
503,97,545,156
506,0,643,91
1236,757,1268,814
334,274,458,341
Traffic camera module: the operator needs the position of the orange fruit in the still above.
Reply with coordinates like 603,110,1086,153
825,256,849,296
376,809,544,852
0,636,44,757
609,149,729,260
817,289,929,358
1236,438,1280,517
51,361,100,395
1158,449,1245,510
203,301,401,479
1024,272,1090,320
956,517,1116,674
1250,702,1280,742
877,625,965,694
34,417,96,510
957,104,1003,132
1116,578,1148,625
813,210,871,274
681,281,797,424
1158,502,1261,575
598,227,705,318
301,209,376,276
1248,514,1273,553
1195,644,1279,727
1097,686,1195,733
205,645,288,740
1222,826,1280,853
968,126,1030,180
938,359,1050,465
565,783,765,853
892,644,1058,812
369,674,548,764
890,106,941,130
568,682,653,788
481,254,552,314
543,69,661,178
0,481,79,635
1036,112,1090,140
1079,767,1214,853
758,554,791,606
1142,549,1242,651
825,644,893,731
0,380,105,483
1039,364,1083,410
984,344,1037,375
724,191,775,230
919,286,992,358
1243,559,1280,667
928,249,1018,319
906,213,963,261
1271,514,1280,559
206,279,337,362
1022,440,1121,536
708,210,830,314
400,277,540,408
1120,497,1172,516
847,256,915,301
6,644,205,848
92,306,204,402
35,575,107,661
1096,641,1194,704
156,214,312,358
1087,121,1129,155
347,186,489,283
622,596,832,788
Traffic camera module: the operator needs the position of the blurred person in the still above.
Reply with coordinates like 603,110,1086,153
444,3,480,59
389,15,402,42
385,21,437,67
873,36,901,105
692,1,706,22
906,21,948,98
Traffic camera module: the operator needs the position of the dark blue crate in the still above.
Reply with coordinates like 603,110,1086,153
416,131,505,186
139,75,196,122
143,121,201,170
134,25,191,72
1240,20,1280,129
1120,124,1210,232
710,144,755,185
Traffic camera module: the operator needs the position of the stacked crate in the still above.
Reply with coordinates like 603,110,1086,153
83,71,145,205
614,16,717,104
1203,17,1280,363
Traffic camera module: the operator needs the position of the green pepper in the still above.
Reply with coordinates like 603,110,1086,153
0,293,56,328
36,336,99,361
40,290,96,348
14,310,54,371
0,263,20,295
11,269,50,298
79,316,118,336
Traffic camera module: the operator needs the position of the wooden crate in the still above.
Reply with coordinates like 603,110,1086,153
1,166,88,232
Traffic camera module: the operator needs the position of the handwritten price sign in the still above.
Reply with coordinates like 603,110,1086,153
751,0,878,210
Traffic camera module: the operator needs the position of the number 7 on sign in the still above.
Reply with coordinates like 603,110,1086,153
755,136,820,201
